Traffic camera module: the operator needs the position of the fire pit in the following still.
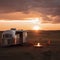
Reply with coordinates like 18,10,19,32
34,43,43,48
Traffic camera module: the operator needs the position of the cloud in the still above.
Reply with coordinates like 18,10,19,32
0,0,60,23
0,0,60,14
52,16,60,23
0,0,32,13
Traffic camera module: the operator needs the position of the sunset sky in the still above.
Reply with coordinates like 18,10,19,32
0,0,60,30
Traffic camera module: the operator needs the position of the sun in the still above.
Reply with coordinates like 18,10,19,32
33,25,40,30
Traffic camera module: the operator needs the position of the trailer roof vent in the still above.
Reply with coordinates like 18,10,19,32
11,28,16,30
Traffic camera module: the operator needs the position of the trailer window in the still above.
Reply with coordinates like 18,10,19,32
3,34,12,38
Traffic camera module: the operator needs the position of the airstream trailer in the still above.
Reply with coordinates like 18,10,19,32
2,29,27,46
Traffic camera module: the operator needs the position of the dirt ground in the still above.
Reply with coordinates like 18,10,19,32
0,44,60,60
0,30,60,60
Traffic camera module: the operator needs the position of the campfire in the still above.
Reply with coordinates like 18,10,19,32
34,43,43,48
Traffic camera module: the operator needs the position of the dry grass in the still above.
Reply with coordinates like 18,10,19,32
0,44,60,60
0,30,60,60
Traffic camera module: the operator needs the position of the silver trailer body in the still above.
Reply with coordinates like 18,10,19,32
2,30,27,46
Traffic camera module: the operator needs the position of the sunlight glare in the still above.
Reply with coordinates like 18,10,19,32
33,25,40,30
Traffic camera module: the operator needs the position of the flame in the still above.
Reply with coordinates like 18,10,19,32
37,43,41,46
34,43,43,47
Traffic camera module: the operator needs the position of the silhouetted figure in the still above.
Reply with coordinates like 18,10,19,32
46,40,51,46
